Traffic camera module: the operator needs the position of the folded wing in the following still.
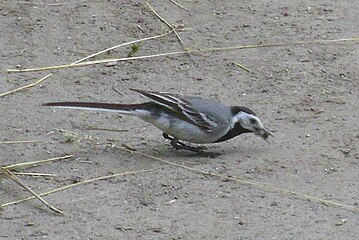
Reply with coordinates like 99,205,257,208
131,89,214,132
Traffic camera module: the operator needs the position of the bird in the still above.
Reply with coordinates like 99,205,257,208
43,89,272,153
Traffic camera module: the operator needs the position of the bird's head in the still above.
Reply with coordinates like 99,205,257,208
231,106,273,140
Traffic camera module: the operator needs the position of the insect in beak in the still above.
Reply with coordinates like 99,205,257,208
255,127,273,140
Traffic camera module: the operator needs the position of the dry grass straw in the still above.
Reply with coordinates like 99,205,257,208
170,0,189,11
233,62,252,73
146,2,187,50
18,1,88,6
75,125,128,133
169,0,190,11
1,29,175,97
1,168,63,214
12,172,57,177
70,29,175,65
0,74,53,97
1,155,73,182
115,146,359,213
1,154,153,213
0,154,73,214
3,155,73,171
1,169,155,209
7,37,359,74
0,140,43,145
146,1,193,61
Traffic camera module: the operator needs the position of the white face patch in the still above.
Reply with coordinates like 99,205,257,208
231,112,264,132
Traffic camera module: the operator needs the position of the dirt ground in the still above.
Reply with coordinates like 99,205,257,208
1,0,358,239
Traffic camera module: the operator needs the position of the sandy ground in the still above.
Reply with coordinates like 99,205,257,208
1,0,359,239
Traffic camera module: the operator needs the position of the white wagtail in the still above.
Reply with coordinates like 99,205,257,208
43,89,272,152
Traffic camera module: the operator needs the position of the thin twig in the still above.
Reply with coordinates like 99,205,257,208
1,169,155,208
112,86,123,96
1,168,63,214
169,0,189,11
1,171,57,178
13,172,57,177
70,121,128,133
71,29,175,64
145,1,193,61
146,2,184,46
3,155,73,171
116,146,359,213
122,143,137,151
7,37,359,73
2,30,175,97
0,74,52,97
7,52,185,72
233,62,252,73
82,126,128,133
0,140,43,145
18,0,88,6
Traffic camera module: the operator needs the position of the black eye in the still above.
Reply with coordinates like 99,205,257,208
250,118,256,124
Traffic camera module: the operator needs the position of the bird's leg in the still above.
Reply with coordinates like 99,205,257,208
163,133,206,152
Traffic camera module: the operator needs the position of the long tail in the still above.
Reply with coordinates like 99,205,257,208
43,102,153,116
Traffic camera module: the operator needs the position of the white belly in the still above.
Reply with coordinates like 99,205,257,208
140,113,223,144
